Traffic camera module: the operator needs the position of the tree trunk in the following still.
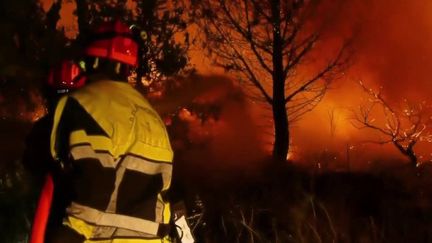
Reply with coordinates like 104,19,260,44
406,147,418,167
271,0,289,163
394,142,418,167
46,0,62,33
272,99,289,162
75,0,90,40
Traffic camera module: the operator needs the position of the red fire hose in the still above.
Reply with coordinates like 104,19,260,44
30,173,54,243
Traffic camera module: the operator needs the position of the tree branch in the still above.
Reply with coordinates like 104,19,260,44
219,0,273,75
283,33,319,80
207,11,273,104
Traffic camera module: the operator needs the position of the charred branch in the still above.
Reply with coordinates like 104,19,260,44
352,81,432,167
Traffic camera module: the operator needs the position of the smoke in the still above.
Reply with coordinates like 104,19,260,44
182,0,432,168
316,0,432,99
292,0,432,167
151,74,267,176
351,0,432,100
46,0,432,168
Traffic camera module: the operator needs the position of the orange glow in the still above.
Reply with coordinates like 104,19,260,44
40,0,432,168
300,0,432,166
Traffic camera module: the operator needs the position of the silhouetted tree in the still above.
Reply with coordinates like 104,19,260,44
352,81,432,167
327,107,338,138
189,0,349,162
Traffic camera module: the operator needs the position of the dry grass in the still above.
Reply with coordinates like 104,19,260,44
2,152,432,243
180,163,432,243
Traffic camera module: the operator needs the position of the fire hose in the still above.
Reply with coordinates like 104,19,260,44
29,173,54,243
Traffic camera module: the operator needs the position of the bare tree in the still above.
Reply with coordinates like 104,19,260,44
327,107,337,138
351,81,432,167
190,0,349,162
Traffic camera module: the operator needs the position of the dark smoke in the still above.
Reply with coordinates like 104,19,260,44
151,74,267,175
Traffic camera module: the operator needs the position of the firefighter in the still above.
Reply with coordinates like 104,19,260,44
24,60,87,181
47,20,174,242
24,60,87,243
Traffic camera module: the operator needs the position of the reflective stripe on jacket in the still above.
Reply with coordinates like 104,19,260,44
50,80,173,242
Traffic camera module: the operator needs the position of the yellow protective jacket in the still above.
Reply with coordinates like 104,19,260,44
50,80,173,242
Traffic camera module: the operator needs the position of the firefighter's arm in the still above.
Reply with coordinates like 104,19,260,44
50,95,75,171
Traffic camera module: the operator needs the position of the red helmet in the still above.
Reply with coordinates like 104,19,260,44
47,60,86,93
85,20,138,66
